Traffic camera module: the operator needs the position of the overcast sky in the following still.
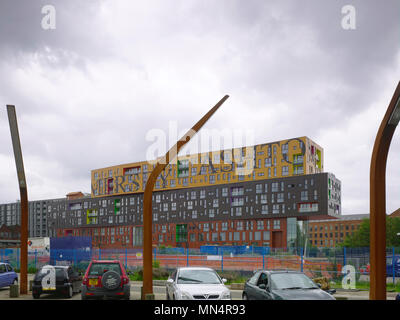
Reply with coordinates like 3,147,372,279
0,0,399,215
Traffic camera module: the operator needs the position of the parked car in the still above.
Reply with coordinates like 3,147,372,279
166,267,231,300
81,260,130,300
242,270,336,300
0,262,18,288
32,265,82,299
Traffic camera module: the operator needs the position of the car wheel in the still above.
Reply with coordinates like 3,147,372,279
242,293,248,300
65,285,73,298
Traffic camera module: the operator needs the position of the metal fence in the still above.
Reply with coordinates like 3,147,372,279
1,246,399,288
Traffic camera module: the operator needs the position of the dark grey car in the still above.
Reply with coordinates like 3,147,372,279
242,270,336,300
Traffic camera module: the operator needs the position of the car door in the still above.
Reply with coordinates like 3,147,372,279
245,271,261,300
0,264,6,288
5,264,14,286
253,272,273,300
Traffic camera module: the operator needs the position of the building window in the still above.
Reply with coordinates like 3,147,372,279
273,220,280,229
260,194,267,204
301,191,308,201
262,205,268,215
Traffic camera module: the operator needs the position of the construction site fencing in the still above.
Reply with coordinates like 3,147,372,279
1,246,399,288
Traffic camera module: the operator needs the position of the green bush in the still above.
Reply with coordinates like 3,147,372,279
129,267,170,281
28,267,37,274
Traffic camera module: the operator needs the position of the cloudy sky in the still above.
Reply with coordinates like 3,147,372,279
0,0,399,215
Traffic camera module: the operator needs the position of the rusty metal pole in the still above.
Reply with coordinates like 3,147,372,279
142,95,229,299
6,105,28,295
370,82,400,300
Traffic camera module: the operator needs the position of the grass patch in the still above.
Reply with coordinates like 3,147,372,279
330,280,400,291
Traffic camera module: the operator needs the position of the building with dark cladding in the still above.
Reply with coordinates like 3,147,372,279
2,137,343,249
47,172,341,249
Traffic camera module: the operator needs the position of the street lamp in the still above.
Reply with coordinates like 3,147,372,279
370,81,400,300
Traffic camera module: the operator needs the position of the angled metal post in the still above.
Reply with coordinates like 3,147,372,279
141,95,229,299
6,105,29,295
370,81,400,300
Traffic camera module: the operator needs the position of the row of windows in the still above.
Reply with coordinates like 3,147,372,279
310,232,355,239
309,224,359,232
94,141,308,180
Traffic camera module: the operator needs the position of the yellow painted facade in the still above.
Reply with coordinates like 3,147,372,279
90,136,323,197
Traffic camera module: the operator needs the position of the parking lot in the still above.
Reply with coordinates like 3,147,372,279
1,276,399,300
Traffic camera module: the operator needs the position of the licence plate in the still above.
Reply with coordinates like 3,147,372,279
89,279,98,286
43,287,56,291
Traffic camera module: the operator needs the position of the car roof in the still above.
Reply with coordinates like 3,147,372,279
256,269,304,274
177,267,216,271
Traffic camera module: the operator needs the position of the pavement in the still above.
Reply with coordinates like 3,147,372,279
0,274,398,300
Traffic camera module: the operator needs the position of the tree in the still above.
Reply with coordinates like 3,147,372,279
340,217,400,248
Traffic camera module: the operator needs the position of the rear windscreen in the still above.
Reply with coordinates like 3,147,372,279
89,263,121,276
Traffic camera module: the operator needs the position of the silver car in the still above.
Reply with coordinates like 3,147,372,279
166,267,231,300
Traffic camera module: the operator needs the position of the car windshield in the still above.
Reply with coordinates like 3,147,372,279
270,273,318,290
177,269,221,284
89,263,121,276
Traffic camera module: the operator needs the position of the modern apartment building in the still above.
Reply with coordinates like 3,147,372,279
45,136,340,249
0,198,64,238
1,136,342,249
48,171,340,249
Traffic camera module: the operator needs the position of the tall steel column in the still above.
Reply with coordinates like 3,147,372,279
142,95,229,299
6,105,28,295
370,81,400,300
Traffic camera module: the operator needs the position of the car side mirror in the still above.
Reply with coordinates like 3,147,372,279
258,284,266,290
317,283,322,288
222,278,227,284
167,278,174,284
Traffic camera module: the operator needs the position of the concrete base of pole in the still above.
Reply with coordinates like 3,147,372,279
10,284,19,298
145,293,155,300
140,287,155,300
